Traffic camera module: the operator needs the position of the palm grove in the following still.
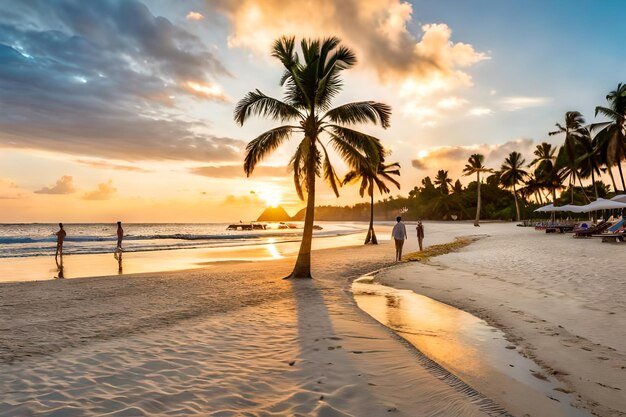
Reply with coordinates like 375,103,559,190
235,37,625,276
297,83,624,226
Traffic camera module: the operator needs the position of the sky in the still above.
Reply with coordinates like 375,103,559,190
0,0,624,222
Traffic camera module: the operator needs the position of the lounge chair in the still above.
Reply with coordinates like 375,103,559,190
572,221,610,237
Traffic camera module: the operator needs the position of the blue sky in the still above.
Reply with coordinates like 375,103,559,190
0,0,624,221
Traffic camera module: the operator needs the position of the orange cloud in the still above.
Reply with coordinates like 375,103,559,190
34,175,76,194
83,180,117,200
213,1,486,83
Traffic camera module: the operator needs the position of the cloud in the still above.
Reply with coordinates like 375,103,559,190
468,107,493,116
83,180,117,200
500,96,551,111
212,0,487,123
73,159,152,173
34,175,76,194
190,164,288,178
214,1,486,79
186,11,204,21
0,0,240,162
411,138,535,171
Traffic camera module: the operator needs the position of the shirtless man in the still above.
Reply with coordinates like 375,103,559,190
55,223,66,264
416,220,424,251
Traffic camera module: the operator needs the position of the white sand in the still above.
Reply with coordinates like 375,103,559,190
377,222,626,417
3,222,622,416
0,230,496,417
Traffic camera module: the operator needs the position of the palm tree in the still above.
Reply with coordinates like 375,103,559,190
529,142,559,203
234,37,390,278
343,160,400,244
500,151,528,221
576,128,601,200
593,83,626,191
529,142,557,170
463,154,493,227
549,111,586,202
434,170,453,194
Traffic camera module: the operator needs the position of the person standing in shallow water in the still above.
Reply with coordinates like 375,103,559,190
114,221,124,261
55,223,66,264
391,216,407,262
416,220,424,251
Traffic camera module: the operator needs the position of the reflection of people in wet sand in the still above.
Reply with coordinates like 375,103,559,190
391,216,407,262
55,223,66,264
114,221,124,261
416,220,424,251
55,264,65,279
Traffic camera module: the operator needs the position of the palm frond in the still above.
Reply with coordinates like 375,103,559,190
324,101,391,128
318,141,340,197
234,90,303,125
244,126,293,176
595,106,621,121
327,133,370,172
271,36,297,70
326,125,383,165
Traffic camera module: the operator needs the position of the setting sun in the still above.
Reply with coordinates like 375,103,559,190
259,189,282,207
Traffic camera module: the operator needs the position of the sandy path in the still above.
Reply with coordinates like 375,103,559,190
0,228,498,416
377,223,626,417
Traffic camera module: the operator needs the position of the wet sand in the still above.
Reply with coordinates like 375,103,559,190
376,223,626,417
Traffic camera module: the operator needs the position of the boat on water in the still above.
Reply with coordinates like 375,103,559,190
226,222,267,231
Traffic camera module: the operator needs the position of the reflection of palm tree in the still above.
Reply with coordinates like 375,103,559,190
234,37,390,278
500,151,527,221
463,154,492,227
593,83,626,191
344,161,400,244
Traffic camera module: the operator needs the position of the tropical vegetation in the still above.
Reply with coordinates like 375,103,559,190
234,37,392,278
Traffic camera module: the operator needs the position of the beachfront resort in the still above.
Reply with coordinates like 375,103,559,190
1,1,625,416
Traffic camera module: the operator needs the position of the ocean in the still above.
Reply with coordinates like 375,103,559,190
0,222,366,259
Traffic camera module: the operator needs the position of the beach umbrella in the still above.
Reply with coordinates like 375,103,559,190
554,204,584,213
577,198,626,212
534,203,555,212
610,194,626,203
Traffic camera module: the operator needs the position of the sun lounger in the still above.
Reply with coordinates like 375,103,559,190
572,221,610,238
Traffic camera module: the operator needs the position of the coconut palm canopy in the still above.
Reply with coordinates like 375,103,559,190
235,36,392,277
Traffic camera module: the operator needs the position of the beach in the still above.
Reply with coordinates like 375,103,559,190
0,222,624,416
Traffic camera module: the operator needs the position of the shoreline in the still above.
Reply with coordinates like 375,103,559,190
374,226,626,417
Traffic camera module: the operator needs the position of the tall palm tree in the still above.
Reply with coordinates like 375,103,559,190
234,37,390,278
343,160,400,244
593,83,626,192
529,142,557,169
463,154,493,227
500,151,528,221
434,169,453,194
549,111,586,202
576,128,601,200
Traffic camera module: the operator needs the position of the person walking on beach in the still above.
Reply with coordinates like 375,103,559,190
114,221,124,261
55,223,66,264
391,216,407,262
416,220,424,251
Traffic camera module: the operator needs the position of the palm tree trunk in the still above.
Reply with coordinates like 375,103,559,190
569,174,574,204
591,169,599,200
365,185,377,244
618,162,626,192
513,184,520,221
576,173,591,203
608,166,618,192
551,188,557,204
474,172,481,227
290,147,316,278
